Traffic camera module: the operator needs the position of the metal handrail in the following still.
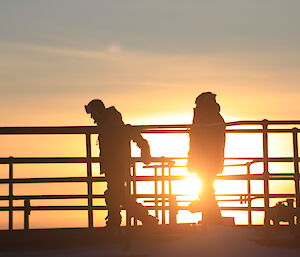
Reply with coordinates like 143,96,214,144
0,120,299,230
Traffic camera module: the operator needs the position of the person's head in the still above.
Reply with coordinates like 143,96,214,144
195,92,217,106
85,99,106,124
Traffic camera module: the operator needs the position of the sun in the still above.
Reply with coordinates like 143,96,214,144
170,170,202,198
181,174,202,197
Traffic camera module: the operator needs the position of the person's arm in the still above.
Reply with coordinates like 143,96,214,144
127,125,151,165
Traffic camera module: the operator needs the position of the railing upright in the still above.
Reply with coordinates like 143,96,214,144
85,133,94,228
169,195,177,225
132,163,138,226
246,163,252,225
161,161,166,225
292,128,300,224
262,119,270,226
8,157,14,230
24,198,31,230
125,164,131,226
154,166,159,219
168,163,172,225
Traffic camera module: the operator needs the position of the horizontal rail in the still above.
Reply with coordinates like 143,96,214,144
0,173,299,185
0,156,184,164
0,126,98,135
0,177,104,184
217,174,299,180
142,129,299,134
0,156,188,164
0,157,298,164
0,192,295,201
0,120,299,135
0,194,105,200
0,193,296,202
0,205,268,212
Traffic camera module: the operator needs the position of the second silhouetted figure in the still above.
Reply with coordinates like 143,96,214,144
188,92,225,225
85,99,158,228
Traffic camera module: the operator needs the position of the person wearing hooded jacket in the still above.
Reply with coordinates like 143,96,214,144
85,99,158,228
188,92,226,225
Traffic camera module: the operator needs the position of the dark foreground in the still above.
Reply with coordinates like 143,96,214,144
1,225,300,257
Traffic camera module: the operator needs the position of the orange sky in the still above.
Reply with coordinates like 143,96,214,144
0,1,299,229
0,45,299,127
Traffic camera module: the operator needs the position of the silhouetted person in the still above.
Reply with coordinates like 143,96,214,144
187,92,225,225
85,99,158,228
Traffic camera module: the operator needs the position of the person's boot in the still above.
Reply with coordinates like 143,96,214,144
105,212,122,229
127,201,159,226
140,214,159,226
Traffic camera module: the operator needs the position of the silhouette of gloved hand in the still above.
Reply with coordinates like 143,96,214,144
141,151,151,165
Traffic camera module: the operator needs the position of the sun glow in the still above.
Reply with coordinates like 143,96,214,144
131,119,295,225
181,175,202,197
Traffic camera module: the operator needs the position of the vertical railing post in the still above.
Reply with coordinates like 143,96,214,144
8,157,14,231
292,128,300,225
85,133,94,228
262,119,270,226
246,163,252,226
161,161,166,225
132,162,137,226
125,160,132,227
169,195,177,225
168,164,172,196
154,166,158,219
168,162,172,225
24,199,31,230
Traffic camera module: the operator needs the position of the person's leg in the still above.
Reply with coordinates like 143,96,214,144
104,178,123,228
200,176,223,225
